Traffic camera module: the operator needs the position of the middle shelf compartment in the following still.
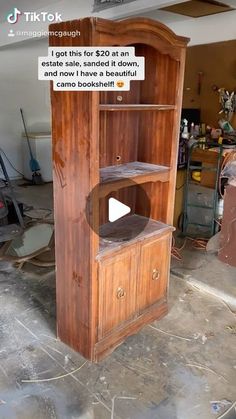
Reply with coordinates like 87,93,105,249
98,214,174,258
99,161,170,197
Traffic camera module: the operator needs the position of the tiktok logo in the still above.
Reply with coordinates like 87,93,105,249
6,8,62,24
6,7,22,24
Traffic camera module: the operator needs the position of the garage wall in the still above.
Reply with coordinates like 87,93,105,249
0,38,49,178
183,39,236,127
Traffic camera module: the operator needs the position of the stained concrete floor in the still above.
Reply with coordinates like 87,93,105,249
171,245,236,312
0,182,235,419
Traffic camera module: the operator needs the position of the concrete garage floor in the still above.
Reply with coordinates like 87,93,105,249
171,245,236,312
0,182,235,419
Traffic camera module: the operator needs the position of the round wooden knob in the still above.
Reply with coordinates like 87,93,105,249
152,268,160,281
116,287,126,299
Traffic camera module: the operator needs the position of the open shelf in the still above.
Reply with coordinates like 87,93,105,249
99,161,170,197
99,104,176,111
98,214,174,258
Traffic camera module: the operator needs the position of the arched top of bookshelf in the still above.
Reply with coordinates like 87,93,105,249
93,17,189,60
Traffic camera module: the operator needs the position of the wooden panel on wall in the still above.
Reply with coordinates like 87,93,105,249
183,40,236,127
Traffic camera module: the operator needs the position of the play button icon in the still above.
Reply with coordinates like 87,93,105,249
86,177,150,242
108,198,131,222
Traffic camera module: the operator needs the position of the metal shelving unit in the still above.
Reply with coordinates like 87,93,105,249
183,142,222,237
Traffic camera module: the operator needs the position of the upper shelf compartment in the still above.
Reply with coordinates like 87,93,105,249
99,161,170,197
99,104,176,111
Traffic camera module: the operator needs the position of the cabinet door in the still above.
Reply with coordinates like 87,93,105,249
137,235,171,313
98,247,137,339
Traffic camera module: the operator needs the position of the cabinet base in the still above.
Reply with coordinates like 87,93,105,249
93,298,168,362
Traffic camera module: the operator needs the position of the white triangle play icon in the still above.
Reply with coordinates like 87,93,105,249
108,198,131,222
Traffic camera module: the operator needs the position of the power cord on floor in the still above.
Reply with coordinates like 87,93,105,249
0,148,24,177
171,236,209,261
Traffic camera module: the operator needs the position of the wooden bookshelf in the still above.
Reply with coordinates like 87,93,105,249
50,17,189,361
